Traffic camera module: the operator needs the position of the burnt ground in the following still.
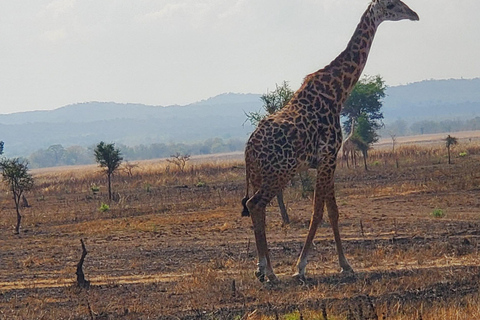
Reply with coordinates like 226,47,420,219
1,155,480,319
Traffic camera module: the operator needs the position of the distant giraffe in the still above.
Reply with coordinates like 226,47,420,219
242,0,418,282
341,119,358,168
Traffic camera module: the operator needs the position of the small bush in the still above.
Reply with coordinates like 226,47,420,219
299,171,314,198
431,208,445,218
284,311,301,320
91,184,100,194
459,151,467,157
99,203,110,212
144,183,151,192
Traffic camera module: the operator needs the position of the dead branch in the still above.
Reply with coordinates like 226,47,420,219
166,152,191,173
76,238,90,288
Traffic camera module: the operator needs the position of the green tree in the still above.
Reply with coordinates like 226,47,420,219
245,81,294,126
47,144,66,166
444,135,458,164
342,75,386,170
64,145,92,166
342,75,386,134
245,81,295,225
94,142,123,201
0,158,34,234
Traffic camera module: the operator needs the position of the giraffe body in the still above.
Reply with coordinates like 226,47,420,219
242,0,418,282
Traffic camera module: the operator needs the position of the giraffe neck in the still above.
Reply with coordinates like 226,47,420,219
311,4,379,108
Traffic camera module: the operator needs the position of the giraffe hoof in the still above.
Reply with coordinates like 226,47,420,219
341,266,355,276
255,270,265,283
266,274,279,284
292,272,306,284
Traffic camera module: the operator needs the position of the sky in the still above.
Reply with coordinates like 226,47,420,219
0,0,479,114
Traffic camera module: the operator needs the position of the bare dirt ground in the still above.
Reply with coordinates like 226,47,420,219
375,130,480,149
1,134,480,319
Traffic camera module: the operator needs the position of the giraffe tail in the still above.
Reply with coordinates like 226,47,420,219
241,163,251,217
241,196,250,217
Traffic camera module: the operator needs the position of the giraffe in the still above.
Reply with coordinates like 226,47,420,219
242,0,418,283
341,119,358,168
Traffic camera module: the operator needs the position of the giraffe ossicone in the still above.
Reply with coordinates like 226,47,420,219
242,0,418,283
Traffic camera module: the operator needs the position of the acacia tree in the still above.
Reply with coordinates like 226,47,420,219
245,81,294,225
245,81,294,127
444,135,458,164
342,75,386,170
0,158,34,234
342,75,386,132
166,152,191,173
94,142,123,201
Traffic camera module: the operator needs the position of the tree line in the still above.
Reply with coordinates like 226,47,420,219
382,117,480,137
27,137,245,169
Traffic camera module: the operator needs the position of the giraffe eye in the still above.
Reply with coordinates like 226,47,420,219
386,4,395,9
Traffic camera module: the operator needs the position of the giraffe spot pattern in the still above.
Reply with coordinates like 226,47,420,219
245,0,385,197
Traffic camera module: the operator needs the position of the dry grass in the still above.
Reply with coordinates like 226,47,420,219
1,142,480,319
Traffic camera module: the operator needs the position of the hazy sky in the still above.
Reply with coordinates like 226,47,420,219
0,0,479,114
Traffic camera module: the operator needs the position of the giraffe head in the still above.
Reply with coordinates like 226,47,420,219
371,0,419,24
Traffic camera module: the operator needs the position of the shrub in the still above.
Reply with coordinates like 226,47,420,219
91,184,100,194
99,203,110,212
431,208,445,218
144,183,151,192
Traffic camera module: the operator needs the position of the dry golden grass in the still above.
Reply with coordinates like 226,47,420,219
1,142,480,319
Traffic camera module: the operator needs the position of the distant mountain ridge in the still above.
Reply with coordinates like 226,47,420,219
383,78,480,121
0,93,261,125
0,93,262,156
0,79,479,157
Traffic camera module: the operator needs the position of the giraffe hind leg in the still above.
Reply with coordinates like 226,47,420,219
246,191,278,283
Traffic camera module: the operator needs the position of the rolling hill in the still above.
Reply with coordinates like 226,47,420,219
0,78,479,158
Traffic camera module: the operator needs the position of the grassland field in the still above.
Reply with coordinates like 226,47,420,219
2,131,480,319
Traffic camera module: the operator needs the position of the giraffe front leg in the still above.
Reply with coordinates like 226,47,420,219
326,192,353,274
247,195,278,283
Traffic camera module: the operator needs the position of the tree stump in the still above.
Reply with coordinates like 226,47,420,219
76,239,90,288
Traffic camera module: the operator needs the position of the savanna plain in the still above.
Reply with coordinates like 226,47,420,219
2,132,480,320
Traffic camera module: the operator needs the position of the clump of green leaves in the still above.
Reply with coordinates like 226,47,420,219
99,203,110,212
90,184,99,194
144,183,151,193
459,151,467,157
244,81,294,127
431,208,445,218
